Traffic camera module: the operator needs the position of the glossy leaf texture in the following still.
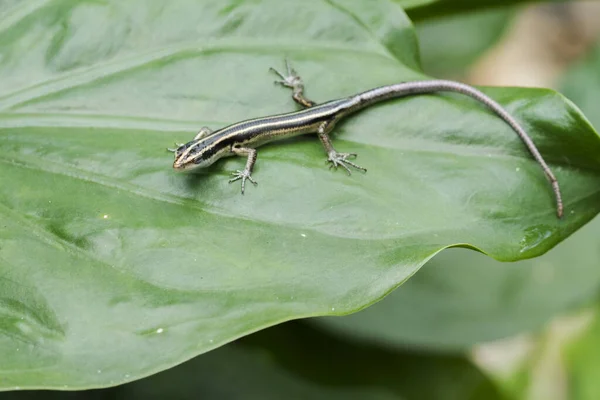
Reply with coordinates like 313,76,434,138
1,0,600,390
2,322,506,399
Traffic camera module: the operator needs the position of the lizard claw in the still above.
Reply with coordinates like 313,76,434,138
327,151,367,175
269,60,303,88
229,169,258,194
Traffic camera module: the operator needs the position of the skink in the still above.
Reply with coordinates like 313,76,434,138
170,60,563,218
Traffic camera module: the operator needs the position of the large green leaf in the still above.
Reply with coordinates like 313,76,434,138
3,322,506,399
1,0,599,390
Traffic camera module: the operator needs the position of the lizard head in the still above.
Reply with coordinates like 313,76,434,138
172,136,227,171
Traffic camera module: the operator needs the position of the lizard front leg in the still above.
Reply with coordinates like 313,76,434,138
228,146,258,194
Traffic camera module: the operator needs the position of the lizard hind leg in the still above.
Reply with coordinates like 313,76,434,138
317,121,367,175
327,152,365,175
269,59,316,108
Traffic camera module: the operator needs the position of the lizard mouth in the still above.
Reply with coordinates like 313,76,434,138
173,158,192,170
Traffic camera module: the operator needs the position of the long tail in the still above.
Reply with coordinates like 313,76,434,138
354,80,563,218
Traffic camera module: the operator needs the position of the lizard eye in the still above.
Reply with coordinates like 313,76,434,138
174,142,199,160
177,142,191,154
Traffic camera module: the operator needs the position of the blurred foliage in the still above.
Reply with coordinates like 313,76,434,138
416,8,514,79
560,41,600,128
565,309,600,400
3,322,505,400
402,0,562,21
